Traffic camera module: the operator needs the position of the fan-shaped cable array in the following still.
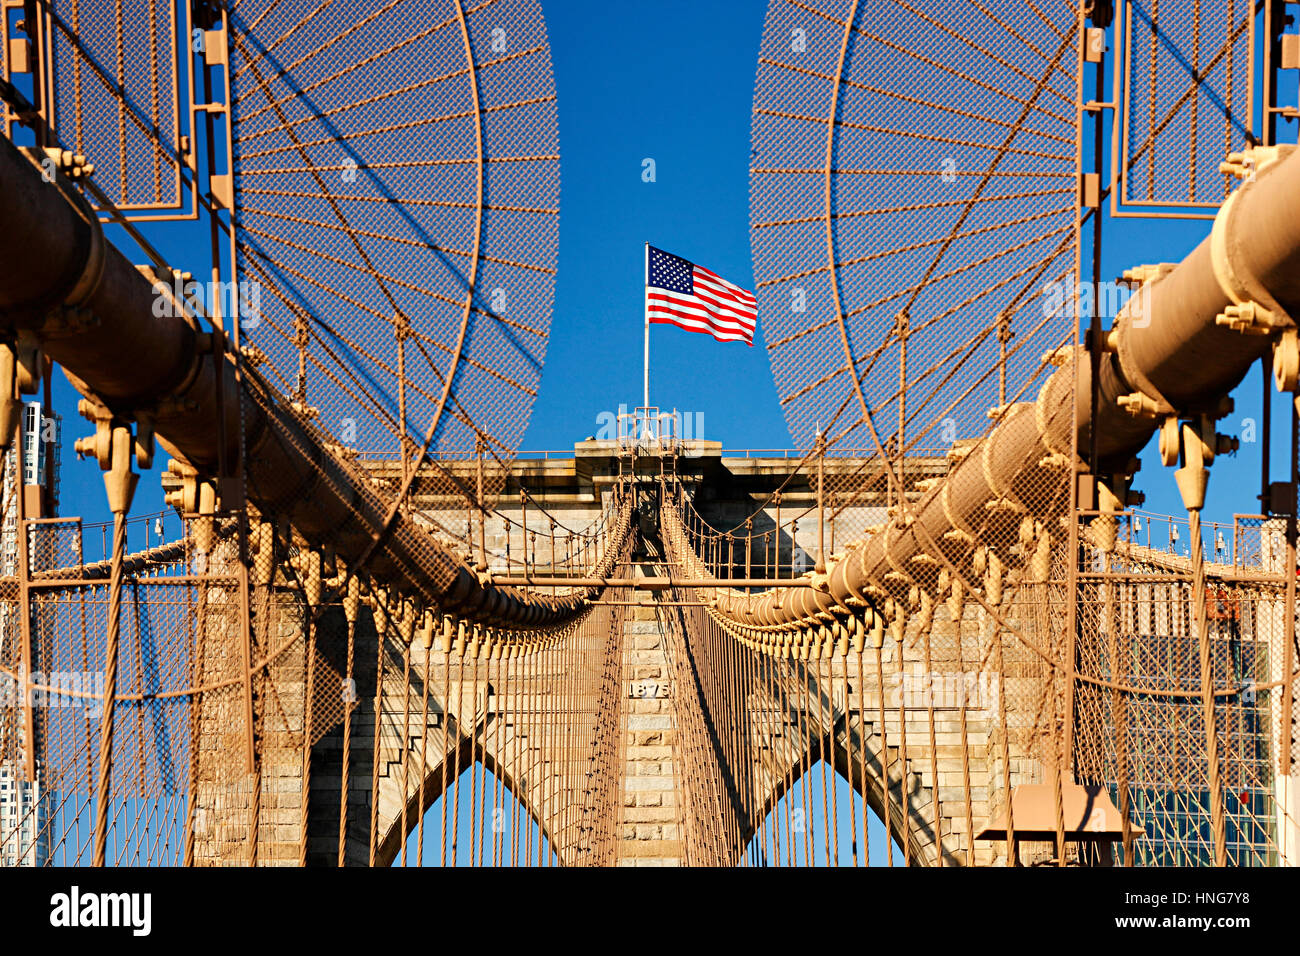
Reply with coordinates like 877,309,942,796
751,0,1081,457
229,0,560,465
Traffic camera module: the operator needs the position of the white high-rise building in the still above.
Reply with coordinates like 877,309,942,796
0,766,49,867
0,401,60,867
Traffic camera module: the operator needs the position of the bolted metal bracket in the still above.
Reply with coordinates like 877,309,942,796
1041,344,1079,368
133,412,155,471
162,457,221,550
1274,327,1299,393
73,399,115,469
1215,300,1278,335
0,332,42,450
1172,420,1214,513
1157,416,1180,467
1117,390,1174,419
0,347,17,451
1157,413,1237,515
75,414,138,516
1220,144,1296,182
39,147,95,181
1118,263,1176,289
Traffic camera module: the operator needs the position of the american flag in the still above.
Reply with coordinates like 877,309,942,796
646,246,757,345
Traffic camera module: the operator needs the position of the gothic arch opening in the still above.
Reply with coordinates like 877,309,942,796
745,758,903,866
389,761,559,867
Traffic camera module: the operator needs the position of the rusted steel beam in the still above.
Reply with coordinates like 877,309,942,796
0,136,624,626
493,576,813,589
700,146,1300,629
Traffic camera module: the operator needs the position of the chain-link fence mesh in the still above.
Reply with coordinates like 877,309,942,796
48,0,185,211
229,0,559,464
751,0,1080,457
1073,514,1292,865
1115,0,1254,214
4,0,1297,871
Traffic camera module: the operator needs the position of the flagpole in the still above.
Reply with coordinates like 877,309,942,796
643,241,650,410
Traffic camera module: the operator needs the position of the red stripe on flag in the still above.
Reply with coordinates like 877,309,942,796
649,292,755,331
647,293,755,337
693,268,755,308
646,253,757,345
648,313,753,344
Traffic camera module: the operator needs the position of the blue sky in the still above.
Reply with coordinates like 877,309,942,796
527,1,774,450
23,0,1296,868
43,0,1294,534
527,0,1295,531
